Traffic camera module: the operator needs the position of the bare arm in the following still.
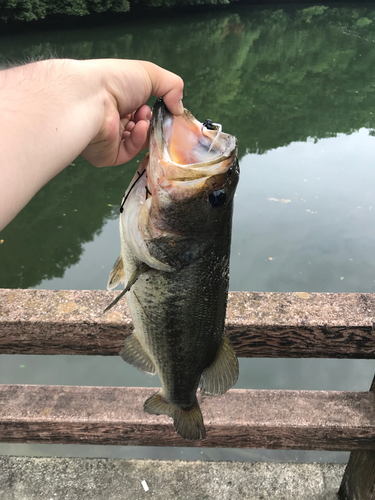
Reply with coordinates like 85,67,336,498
0,58,184,230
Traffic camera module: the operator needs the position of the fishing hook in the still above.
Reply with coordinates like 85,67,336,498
202,119,222,153
208,123,222,153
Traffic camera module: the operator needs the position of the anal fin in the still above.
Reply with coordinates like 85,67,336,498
200,334,239,396
120,333,156,375
144,391,206,441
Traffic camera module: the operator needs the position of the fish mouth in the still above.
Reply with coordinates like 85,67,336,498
133,100,239,270
150,98,237,180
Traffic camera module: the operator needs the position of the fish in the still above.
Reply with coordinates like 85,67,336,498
106,98,239,440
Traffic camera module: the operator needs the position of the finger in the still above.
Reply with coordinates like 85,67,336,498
134,104,152,123
120,115,132,128
84,59,183,118
124,121,135,133
139,61,184,116
116,119,149,165
120,106,150,135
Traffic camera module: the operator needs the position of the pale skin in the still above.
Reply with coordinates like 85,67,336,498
0,58,184,231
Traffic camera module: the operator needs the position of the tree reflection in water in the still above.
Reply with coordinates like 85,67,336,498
1,4,375,288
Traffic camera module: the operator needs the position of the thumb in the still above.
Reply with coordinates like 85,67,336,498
139,61,184,115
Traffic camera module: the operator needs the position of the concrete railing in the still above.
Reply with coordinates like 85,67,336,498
1,289,374,499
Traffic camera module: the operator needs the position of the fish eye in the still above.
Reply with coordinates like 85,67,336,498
208,189,226,208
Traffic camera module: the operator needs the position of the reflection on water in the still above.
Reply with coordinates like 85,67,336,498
233,129,375,293
1,4,375,462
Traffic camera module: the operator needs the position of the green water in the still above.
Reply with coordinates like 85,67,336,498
1,4,375,462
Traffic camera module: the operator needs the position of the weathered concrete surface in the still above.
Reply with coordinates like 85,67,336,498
1,385,375,451
0,456,345,500
1,289,375,358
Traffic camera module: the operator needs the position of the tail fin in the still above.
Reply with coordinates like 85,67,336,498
144,391,206,441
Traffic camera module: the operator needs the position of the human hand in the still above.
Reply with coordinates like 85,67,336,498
0,58,184,230
79,59,184,167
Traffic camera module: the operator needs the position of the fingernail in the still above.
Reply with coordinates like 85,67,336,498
178,99,184,114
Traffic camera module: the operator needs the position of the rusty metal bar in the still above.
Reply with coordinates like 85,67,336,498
0,385,375,450
1,289,375,358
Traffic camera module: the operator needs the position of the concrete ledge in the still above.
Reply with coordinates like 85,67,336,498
0,456,345,500
1,289,375,358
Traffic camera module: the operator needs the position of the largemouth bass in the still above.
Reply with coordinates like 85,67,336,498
106,99,239,440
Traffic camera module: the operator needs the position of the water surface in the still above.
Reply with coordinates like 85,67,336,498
1,4,375,462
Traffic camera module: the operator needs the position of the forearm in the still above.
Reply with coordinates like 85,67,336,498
0,59,104,230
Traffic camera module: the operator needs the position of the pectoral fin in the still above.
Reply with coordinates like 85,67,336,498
144,391,206,441
120,333,156,375
104,262,149,313
107,255,125,290
200,334,239,396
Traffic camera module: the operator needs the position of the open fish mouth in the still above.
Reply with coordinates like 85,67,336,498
136,99,239,256
149,98,238,185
